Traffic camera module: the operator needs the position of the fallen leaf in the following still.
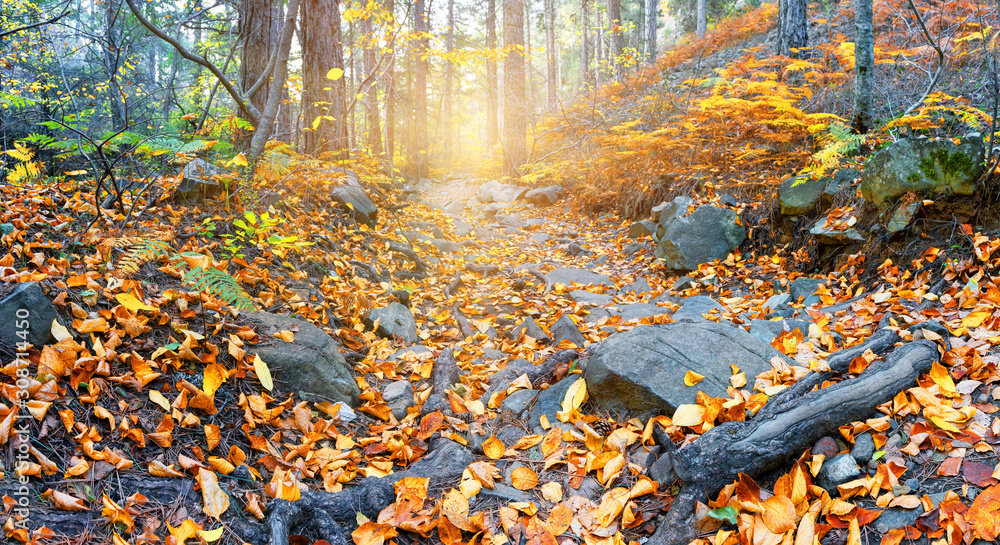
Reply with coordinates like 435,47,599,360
684,370,705,386
198,467,231,519
511,467,539,490
969,483,1000,540
116,293,157,312
253,354,273,391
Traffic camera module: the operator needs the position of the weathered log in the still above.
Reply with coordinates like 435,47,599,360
452,303,474,338
649,339,940,545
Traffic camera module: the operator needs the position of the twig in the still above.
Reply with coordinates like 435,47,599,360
899,0,946,119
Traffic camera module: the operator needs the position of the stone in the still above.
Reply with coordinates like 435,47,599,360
443,201,465,215
778,174,826,215
383,380,415,421
585,322,789,413
622,278,652,294
173,159,225,202
527,376,578,432
789,277,826,304
671,296,727,322
368,303,419,344
511,317,550,343
852,432,876,464
823,168,860,203
810,220,865,245
0,282,58,353
860,135,986,206
0,223,15,236
524,186,564,206
874,507,922,534
452,219,474,237
718,194,738,207
622,242,646,255
648,453,675,488
246,312,360,406
388,345,433,361
551,315,587,348
651,202,669,222
478,180,529,203
672,276,696,291
584,308,612,323
500,389,540,417
629,220,657,238
431,239,462,253
496,425,526,446
654,206,746,270
608,303,672,322
887,202,920,233
478,483,533,504
812,436,840,460
563,242,591,256
330,185,378,223
656,196,694,230
749,319,812,344
546,267,613,288
530,233,551,244
564,476,602,501
422,347,461,414
569,290,613,306
631,447,660,470
817,453,863,493
761,293,791,313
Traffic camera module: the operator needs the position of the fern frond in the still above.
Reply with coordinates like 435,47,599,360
110,238,173,274
810,121,865,177
182,266,257,310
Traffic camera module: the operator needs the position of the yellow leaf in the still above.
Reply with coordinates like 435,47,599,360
203,363,227,396
326,67,344,80
51,319,72,342
198,526,225,542
116,293,157,312
559,377,588,420
253,354,273,391
149,390,170,411
672,404,705,427
482,436,505,460
181,113,197,121
230,152,248,167
510,467,538,490
684,370,704,386
198,467,231,519
541,482,562,502
928,361,956,393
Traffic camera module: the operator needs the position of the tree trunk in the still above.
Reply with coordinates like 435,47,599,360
696,0,706,38
486,0,499,146
385,0,395,164
580,0,590,85
777,0,807,57
644,0,656,63
852,0,874,133
414,0,429,180
524,0,533,114
104,0,126,129
608,0,622,79
596,8,603,85
362,14,383,156
239,0,291,145
502,0,526,178
545,0,557,107
444,0,455,163
300,0,348,158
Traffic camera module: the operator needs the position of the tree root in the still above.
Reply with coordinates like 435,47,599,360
648,336,941,545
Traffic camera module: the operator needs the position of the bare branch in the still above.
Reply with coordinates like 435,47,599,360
0,3,70,39
900,0,946,118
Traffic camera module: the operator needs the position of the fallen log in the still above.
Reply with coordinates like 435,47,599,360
648,338,940,545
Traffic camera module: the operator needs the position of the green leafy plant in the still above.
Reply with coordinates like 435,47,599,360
181,265,257,311
220,211,313,259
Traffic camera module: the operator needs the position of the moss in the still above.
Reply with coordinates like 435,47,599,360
917,148,974,182
906,172,922,185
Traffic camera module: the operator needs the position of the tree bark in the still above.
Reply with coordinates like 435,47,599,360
239,0,291,145
644,0,656,63
608,0,622,78
545,0,557,107
486,0,499,146
248,0,300,159
362,13,383,156
300,0,348,158
696,0,707,38
413,0,429,180
852,0,874,133
776,0,807,57
503,0,526,178
385,0,396,163
444,0,455,163
580,0,590,85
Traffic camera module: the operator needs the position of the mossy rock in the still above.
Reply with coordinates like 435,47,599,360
860,135,985,207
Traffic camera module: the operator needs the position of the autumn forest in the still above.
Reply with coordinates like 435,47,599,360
2,0,1000,544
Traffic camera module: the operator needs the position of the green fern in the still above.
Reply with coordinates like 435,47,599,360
112,238,174,274
808,122,866,178
182,266,257,310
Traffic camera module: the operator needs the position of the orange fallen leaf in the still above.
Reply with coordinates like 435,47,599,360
684,370,704,386
482,435,505,460
969,483,1000,540
41,489,87,511
198,467,230,519
511,467,539,490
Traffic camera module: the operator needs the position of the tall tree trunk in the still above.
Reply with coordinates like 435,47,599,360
637,0,645,61
608,0,622,78
503,0,526,178
414,0,429,180
852,0,874,133
444,0,455,163
776,0,807,57
580,0,589,85
239,0,292,146
362,13,383,156
486,0,499,146
385,0,395,164
644,0,656,63
545,0,557,107
300,0,347,157
104,0,126,128
596,7,603,85
696,0,707,38
524,0,533,114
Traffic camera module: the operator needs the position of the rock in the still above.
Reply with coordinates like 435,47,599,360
631,447,659,470
670,296,727,322
368,303,419,344
478,180,528,203
563,242,591,256
874,507,922,534
812,436,841,460
887,202,920,233
860,135,986,206
388,345,433,361
330,185,378,223
585,322,789,413
524,186,564,206
500,389,539,417
477,180,502,202
789,277,826,304
527,376,578,431
497,214,527,229
823,169,860,203
546,267,613,288
650,202,669,223
511,317,550,343
672,276,696,291
629,220,657,238
718,194,738,207
0,282,58,352
246,312,360,406
569,290,613,306
817,453,862,493
608,303,672,322
851,432,876,464
551,315,587,348
810,220,865,245
655,196,694,230
443,201,465,215
451,219,474,237
564,476,602,501
496,425,526,446
431,239,462,253
762,293,791,313
584,308,612,323
779,174,825,215
383,380,415,421
654,206,746,270
622,278,652,294
173,159,225,202
530,233,551,244
0,223,14,236
749,318,812,344
622,242,646,255
648,453,675,488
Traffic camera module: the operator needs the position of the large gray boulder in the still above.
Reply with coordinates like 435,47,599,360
654,206,746,270
655,196,693,230
0,282,58,353
330,185,378,222
246,312,360,406
860,135,985,206
368,303,419,344
546,267,613,288
778,174,825,215
174,159,225,202
478,180,528,203
585,322,789,413
524,186,564,206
